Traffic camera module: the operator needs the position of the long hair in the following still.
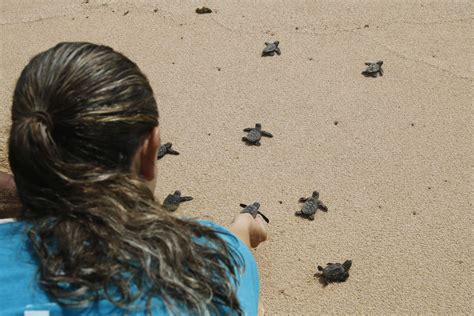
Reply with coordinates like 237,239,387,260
8,42,243,315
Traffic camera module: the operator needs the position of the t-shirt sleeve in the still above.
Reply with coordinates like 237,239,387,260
198,220,260,316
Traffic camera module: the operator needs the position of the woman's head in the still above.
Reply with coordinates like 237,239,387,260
10,42,160,206
8,42,243,314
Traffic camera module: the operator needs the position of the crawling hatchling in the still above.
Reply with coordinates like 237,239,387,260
316,260,352,284
240,202,270,223
362,61,383,77
242,123,273,146
295,191,328,220
195,6,212,14
162,190,193,212
262,41,281,57
157,142,180,160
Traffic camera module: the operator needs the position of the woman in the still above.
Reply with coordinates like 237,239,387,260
0,42,267,315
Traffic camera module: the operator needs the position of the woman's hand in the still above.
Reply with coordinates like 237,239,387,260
229,213,268,249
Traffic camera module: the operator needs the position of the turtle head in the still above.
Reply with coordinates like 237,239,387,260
274,41,279,46
342,260,352,271
174,190,181,196
255,123,262,129
317,265,323,271
376,61,383,66
312,191,319,198
253,202,260,208
165,142,172,148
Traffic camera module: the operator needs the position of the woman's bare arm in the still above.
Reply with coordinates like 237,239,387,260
228,213,268,316
228,213,268,249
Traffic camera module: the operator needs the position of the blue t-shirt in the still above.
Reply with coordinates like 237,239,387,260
0,219,259,315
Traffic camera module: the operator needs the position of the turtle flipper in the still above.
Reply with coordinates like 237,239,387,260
254,141,261,146
295,211,303,217
167,149,180,155
243,128,252,132
239,203,248,208
299,197,308,203
257,211,270,223
308,214,315,220
275,48,281,55
379,68,383,76
179,196,193,203
261,130,273,138
318,203,328,212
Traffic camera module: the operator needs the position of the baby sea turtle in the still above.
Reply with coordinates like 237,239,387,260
262,41,281,57
295,191,328,221
317,260,352,284
362,61,383,77
196,6,212,14
240,202,270,223
242,123,273,146
162,190,193,212
157,142,180,160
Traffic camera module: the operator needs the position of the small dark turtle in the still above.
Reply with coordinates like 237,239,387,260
195,6,212,14
362,61,383,77
162,190,193,212
242,123,273,146
157,142,180,160
317,260,352,283
262,41,281,57
240,202,270,223
295,191,328,221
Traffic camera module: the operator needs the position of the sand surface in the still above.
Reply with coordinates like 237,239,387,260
1,0,472,314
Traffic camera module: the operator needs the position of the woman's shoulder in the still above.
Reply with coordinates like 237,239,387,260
0,219,28,244
196,219,247,252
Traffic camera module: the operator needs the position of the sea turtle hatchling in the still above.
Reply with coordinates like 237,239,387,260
262,41,281,57
316,260,352,283
295,191,328,220
162,190,193,212
362,61,383,77
240,202,270,223
195,6,212,14
157,142,180,160
242,123,273,146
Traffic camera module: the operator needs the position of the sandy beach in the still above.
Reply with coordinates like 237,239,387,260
0,0,472,314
